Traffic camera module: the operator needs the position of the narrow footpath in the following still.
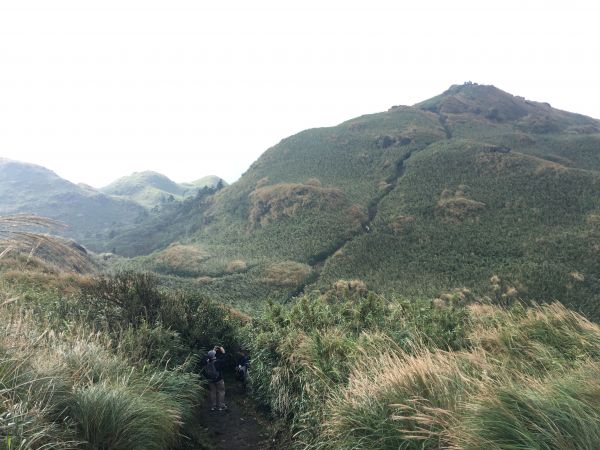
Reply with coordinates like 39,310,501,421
196,377,276,450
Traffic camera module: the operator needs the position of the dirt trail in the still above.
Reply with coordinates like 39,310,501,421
196,377,275,450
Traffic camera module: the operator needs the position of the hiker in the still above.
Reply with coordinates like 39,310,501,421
204,346,227,411
235,350,249,383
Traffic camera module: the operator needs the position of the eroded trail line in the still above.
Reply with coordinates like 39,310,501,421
306,148,415,270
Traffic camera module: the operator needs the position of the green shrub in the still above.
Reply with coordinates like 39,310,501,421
77,272,247,366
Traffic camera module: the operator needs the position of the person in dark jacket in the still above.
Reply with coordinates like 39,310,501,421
235,350,249,383
206,346,227,411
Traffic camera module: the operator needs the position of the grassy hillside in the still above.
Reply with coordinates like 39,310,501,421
0,159,145,251
102,184,226,257
319,138,600,316
101,171,226,209
122,83,600,320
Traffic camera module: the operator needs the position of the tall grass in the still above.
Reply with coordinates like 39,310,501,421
451,362,600,449
244,291,600,449
244,291,470,446
0,291,202,449
315,302,600,450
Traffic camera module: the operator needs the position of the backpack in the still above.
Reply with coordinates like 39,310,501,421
205,359,220,381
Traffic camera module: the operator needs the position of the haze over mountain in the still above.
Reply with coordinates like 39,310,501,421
0,159,225,251
0,158,146,249
108,83,600,319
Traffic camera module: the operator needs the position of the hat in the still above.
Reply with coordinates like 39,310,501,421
207,350,216,359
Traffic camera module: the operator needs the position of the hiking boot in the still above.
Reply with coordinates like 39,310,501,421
218,404,228,411
211,406,217,411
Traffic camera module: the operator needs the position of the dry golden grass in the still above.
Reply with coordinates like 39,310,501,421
434,288,475,308
347,204,367,230
227,259,247,273
224,305,252,324
255,177,270,189
475,151,527,172
332,248,345,258
0,214,93,272
195,275,215,285
248,182,343,226
401,125,447,142
437,194,485,221
262,261,312,286
331,279,368,297
322,345,489,447
390,215,416,234
1,267,93,296
586,213,600,227
570,271,585,282
377,181,392,191
153,243,209,272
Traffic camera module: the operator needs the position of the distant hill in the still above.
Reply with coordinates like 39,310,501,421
182,175,226,189
114,83,600,319
101,171,226,209
0,158,146,251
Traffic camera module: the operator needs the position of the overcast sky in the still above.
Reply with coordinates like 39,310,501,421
1,1,599,187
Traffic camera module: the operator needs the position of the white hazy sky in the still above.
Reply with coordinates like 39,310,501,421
1,1,599,187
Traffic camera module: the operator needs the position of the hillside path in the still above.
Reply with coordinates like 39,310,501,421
196,377,276,450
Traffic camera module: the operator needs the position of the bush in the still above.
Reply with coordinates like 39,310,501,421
80,271,164,329
76,272,248,367
71,383,179,450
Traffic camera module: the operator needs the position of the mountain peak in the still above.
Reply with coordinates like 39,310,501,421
414,82,599,133
416,82,542,121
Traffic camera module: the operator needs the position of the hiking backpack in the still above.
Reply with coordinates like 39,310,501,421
205,359,220,381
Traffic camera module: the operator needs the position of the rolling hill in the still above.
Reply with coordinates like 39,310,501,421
116,83,600,319
101,171,226,209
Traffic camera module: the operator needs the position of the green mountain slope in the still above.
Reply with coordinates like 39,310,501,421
112,83,600,318
101,171,226,209
0,158,145,250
